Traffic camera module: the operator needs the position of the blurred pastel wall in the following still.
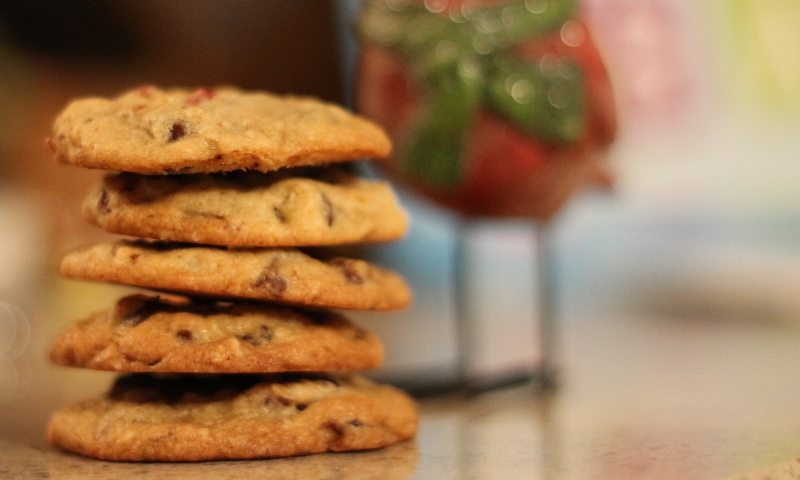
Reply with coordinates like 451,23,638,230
561,0,800,318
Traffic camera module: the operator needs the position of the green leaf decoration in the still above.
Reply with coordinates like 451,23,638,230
358,0,585,188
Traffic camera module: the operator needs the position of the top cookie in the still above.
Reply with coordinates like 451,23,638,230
49,86,392,174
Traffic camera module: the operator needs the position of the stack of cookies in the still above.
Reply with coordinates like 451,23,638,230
44,86,418,462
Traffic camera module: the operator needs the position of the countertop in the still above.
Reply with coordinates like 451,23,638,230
5,300,800,479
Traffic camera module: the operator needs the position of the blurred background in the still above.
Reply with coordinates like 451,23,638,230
1,0,800,447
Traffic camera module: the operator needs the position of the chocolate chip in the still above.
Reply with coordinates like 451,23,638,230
343,269,363,284
98,189,111,213
176,330,193,342
331,259,364,284
253,272,288,295
120,298,162,326
239,325,273,346
260,325,273,340
168,122,187,142
321,193,334,227
326,421,345,438
63,348,78,365
296,403,308,411
273,206,287,223
349,419,363,427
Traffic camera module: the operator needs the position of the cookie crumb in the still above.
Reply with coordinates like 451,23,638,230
321,193,335,226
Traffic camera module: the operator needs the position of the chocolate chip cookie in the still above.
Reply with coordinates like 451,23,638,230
49,294,383,373
60,239,411,311
49,86,391,174
47,372,418,461
82,167,408,247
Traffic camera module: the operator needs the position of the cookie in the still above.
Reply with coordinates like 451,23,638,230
47,372,418,461
82,167,408,247
49,294,383,373
49,86,391,174
60,239,411,310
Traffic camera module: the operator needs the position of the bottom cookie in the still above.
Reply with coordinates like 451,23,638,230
47,373,418,462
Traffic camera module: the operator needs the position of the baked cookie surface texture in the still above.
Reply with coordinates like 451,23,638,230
50,86,392,174
60,240,411,310
50,294,384,373
82,168,408,247
47,373,418,461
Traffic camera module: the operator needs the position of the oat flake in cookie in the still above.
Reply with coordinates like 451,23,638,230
49,294,384,373
46,373,418,461
48,86,392,174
